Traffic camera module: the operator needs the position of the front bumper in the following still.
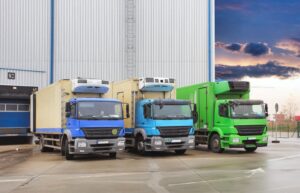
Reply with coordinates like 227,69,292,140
222,134,268,149
72,137,125,154
144,136,195,152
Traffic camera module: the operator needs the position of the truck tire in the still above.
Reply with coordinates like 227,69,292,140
64,139,74,160
210,134,224,153
39,136,53,152
61,139,66,156
136,135,145,154
175,149,186,155
244,147,257,153
109,152,117,159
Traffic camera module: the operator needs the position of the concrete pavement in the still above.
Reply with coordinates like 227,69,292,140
0,140,300,193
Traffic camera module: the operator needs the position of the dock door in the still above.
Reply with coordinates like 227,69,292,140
0,85,37,140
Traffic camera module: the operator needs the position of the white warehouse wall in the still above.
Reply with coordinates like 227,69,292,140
0,0,214,88
54,0,126,82
135,0,214,86
0,0,49,88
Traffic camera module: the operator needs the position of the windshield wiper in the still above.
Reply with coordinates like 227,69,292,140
154,115,191,120
80,117,99,120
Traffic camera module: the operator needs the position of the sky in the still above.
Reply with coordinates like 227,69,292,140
215,0,300,116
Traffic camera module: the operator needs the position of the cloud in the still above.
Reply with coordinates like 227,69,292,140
216,42,272,56
216,42,242,52
243,43,271,56
276,38,300,57
216,61,300,80
216,2,246,11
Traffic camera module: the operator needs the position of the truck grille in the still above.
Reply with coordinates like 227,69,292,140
235,125,265,136
157,126,190,137
81,127,120,139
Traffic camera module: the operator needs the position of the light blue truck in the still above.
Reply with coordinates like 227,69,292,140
31,79,128,160
111,77,197,154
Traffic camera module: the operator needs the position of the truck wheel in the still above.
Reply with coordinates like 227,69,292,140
61,139,66,156
109,152,117,159
136,135,145,154
175,149,186,155
39,136,53,152
64,139,74,160
244,147,257,153
210,134,224,153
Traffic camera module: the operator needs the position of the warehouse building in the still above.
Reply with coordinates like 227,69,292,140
0,0,215,88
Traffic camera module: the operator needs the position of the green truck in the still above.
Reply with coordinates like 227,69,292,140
177,81,269,153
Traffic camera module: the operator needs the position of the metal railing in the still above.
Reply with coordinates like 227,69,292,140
268,121,298,138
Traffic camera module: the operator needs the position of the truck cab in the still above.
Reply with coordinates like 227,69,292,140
212,99,268,152
63,98,126,157
133,99,196,154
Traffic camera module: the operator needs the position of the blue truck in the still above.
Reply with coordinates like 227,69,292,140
31,79,128,160
0,85,37,142
111,77,197,154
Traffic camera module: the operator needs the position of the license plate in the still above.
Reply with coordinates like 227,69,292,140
245,144,256,148
164,138,181,143
248,137,256,140
97,140,109,144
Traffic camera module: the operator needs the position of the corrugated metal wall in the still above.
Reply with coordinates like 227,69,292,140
54,0,126,82
0,0,214,88
135,0,214,86
0,0,49,88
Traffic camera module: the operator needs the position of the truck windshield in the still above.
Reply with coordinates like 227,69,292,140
77,101,123,120
230,104,265,119
153,104,192,120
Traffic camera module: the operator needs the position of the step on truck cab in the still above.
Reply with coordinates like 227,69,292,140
111,77,197,155
31,79,128,160
177,81,269,153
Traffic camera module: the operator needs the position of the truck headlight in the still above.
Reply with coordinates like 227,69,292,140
154,140,162,146
117,140,125,146
188,139,194,144
77,141,87,148
263,137,268,142
232,138,240,143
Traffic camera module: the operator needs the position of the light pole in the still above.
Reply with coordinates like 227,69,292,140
272,103,280,143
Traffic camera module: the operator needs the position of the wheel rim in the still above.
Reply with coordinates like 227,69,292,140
137,141,144,151
212,138,219,149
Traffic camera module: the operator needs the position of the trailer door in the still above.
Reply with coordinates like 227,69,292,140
199,88,208,129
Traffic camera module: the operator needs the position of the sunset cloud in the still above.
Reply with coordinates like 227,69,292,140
216,42,272,57
276,38,300,57
216,2,247,11
216,61,300,80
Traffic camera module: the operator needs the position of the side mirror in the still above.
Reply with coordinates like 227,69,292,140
143,104,151,119
126,103,130,118
265,103,269,117
192,104,198,124
66,112,71,117
65,102,71,117
193,111,198,124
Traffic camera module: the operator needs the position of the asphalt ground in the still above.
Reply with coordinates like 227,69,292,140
0,138,300,193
